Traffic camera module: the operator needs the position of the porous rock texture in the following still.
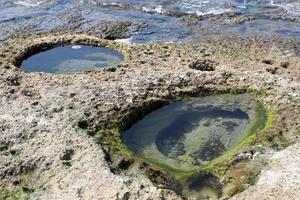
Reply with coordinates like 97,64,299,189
230,143,300,200
0,34,299,199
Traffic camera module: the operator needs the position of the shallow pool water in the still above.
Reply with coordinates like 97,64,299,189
123,94,266,171
20,45,124,74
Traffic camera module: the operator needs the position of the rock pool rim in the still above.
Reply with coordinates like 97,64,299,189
96,90,272,176
6,34,130,74
95,91,273,199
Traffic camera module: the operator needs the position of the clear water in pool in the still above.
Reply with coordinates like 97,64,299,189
123,94,266,171
20,45,124,74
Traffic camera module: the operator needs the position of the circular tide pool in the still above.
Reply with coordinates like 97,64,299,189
20,45,124,74
123,94,267,171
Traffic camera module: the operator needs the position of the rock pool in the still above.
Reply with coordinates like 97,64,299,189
123,94,267,171
20,45,124,74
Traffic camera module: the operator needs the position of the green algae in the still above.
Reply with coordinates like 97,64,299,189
123,94,268,172
0,175,34,200
212,88,268,97
96,92,273,200
136,101,271,183
202,101,271,176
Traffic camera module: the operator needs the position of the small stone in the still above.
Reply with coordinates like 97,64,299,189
59,148,74,161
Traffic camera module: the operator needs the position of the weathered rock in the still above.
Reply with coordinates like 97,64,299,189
0,34,299,200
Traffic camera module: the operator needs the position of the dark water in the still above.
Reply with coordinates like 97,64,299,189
123,94,266,171
0,0,299,42
20,45,124,73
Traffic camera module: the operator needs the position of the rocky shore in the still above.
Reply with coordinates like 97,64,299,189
0,33,299,199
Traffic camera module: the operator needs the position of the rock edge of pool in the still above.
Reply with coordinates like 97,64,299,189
0,33,299,200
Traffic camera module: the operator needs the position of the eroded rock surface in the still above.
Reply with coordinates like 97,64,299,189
0,34,299,199
230,143,300,200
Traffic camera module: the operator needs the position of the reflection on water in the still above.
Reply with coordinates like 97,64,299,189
20,45,124,73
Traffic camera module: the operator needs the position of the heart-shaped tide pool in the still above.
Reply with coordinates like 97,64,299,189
123,94,267,171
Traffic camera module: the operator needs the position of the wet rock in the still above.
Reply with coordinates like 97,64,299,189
98,21,146,40
208,12,256,25
264,7,300,23
180,15,199,26
116,158,134,170
139,162,176,188
188,173,222,197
